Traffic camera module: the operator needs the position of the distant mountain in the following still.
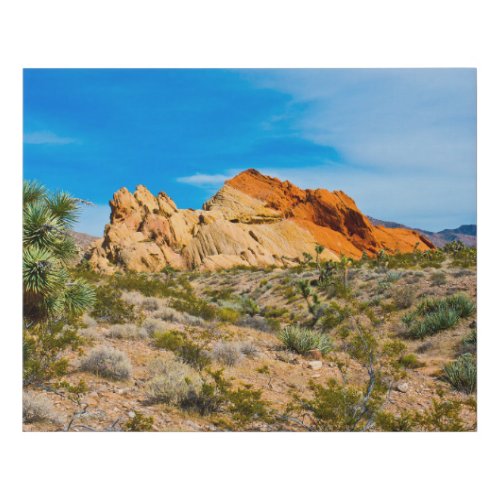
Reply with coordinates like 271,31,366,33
70,230,99,252
367,217,476,248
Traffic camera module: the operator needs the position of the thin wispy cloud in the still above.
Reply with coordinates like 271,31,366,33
176,173,230,188
24,131,76,145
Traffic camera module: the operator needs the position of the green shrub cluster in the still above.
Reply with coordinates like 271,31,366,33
402,294,475,339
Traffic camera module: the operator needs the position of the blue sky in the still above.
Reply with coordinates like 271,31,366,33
24,69,476,235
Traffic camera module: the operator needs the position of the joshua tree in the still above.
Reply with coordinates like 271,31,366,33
23,180,95,323
314,244,325,270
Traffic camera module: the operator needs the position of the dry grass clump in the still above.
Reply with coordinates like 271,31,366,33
121,290,145,307
239,341,259,359
391,285,416,310
142,297,161,311
81,313,97,328
79,325,102,339
152,305,205,326
80,346,132,380
23,392,60,424
142,317,171,336
145,357,202,404
106,323,148,339
211,341,242,366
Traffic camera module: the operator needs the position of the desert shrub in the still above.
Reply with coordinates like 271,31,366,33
107,323,147,339
385,271,403,283
430,271,447,286
121,290,145,307
318,302,350,331
216,307,241,323
237,315,272,332
141,297,161,311
444,353,477,394
122,411,154,432
289,378,380,431
414,398,468,431
263,306,287,318
279,325,332,355
145,357,202,405
23,391,60,424
142,317,170,336
78,325,102,339
377,397,470,431
212,342,242,366
177,340,211,371
461,329,477,354
91,285,135,324
152,329,210,371
81,313,97,328
239,341,259,358
153,330,186,351
403,294,475,339
391,285,416,309
171,296,217,320
80,346,132,380
152,306,204,326
23,320,83,385
110,272,180,299
398,353,424,369
240,296,260,316
181,369,271,425
265,317,282,332
376,411,415,431
227,386,269,424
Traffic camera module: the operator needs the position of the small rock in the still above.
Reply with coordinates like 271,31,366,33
307,361,323,370
128,411,135,418
396,382,409,393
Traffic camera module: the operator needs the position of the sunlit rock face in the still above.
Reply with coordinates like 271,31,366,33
86,169,434,273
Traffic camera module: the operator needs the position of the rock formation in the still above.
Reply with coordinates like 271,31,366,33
86,169,434,273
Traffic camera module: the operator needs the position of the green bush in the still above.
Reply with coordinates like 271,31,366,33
279,325,332,355
91,285,136,324
123,412,154,431
403,294,475,339
398,353,424,369
153,330,186,351
216,307,241,323
171,297,217,320
23,320,83,385
444,353,477,394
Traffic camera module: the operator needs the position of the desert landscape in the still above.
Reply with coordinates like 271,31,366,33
23,170,477,431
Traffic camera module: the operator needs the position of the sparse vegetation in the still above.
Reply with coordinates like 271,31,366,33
80,346,132,380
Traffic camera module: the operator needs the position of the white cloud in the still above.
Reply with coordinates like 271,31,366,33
176,173,229,187
24,131,76,145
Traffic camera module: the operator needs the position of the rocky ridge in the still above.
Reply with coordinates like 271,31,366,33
87,169,434,273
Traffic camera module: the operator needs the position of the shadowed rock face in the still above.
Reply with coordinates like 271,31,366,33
86,169,434,273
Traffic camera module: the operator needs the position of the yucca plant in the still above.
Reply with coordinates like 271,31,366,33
23,180,96,385
23,180,95,323
279,325,332,355
444,353,477,394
